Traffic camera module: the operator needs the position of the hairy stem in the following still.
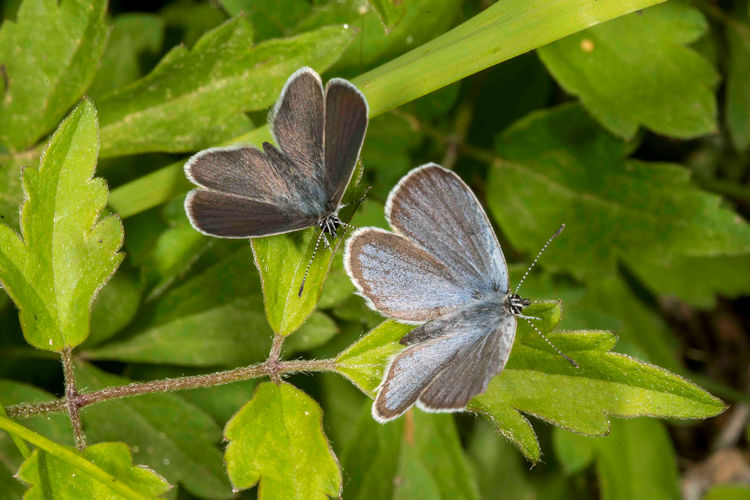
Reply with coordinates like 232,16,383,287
61,347,86,450
266,334,285,384
6,358,338,419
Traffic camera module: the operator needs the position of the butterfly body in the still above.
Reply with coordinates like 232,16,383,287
345,163,531,422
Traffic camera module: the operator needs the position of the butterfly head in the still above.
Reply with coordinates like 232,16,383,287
506,293,530,315
319,214,343,235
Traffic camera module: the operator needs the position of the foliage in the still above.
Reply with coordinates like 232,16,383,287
0,99,123,351
0,0,748,498
224,382,341,498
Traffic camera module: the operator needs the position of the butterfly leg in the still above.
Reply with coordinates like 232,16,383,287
516,314,542,321
520,317,579,368
321,230,334,253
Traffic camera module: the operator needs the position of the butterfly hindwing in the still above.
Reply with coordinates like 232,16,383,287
373,301,515,421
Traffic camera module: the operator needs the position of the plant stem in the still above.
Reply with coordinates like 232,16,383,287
61,347,86,450
5,358,337,419
266,334,285,384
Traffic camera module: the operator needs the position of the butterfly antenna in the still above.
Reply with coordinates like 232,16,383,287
522,317,579,368
514,224,565,295
298,229,327,297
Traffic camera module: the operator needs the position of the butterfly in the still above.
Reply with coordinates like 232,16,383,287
344,163,571,422
184,67,369,292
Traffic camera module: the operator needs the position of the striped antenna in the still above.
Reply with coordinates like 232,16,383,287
514,224,565,296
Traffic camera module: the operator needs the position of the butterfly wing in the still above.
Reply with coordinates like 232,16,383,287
386,163,509,293
185,190,316,238
184,145,319,238
373,302,515,421
269,67,325,188
344,227,474,322
323,78,368,207
417,310,516,412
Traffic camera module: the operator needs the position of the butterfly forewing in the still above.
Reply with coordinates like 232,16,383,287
344,227,473,323
269,67,325,183
185,146,298,203
386,164,509,293
324,79,368,207
185,190,315,238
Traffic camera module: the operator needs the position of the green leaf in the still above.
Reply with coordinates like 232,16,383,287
0,0,108,152
554,419,680,500
337,302,724,463
362,113,424,200
335,320,413,396
470,303,724,461
514,266,679,371
0,382,72,444
218,0,312,41
75,362,233,498
487,104,750,283
123,196,210,299
252,161,366,336
0,153,27,229
224,382,342,498
18,442,170,499
87,269,142,347
108,157,195,220
704,485,750,500
107,0,666,219
389,410,480,499
552,426,595,475
627,254,750,309
726,15,750,151
367,0,407,33
96,19,356,157
0,413,168,500
467,420,533,500
0,1,21,21
341,403,479,499
284,311,339,355
0,380,73,496
87,13,165,99
160,1,228,48
0,404,30,462
297,0,460,73
537,3,718,139
85,245,271,367
0,99,124,351
317,254,356,309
